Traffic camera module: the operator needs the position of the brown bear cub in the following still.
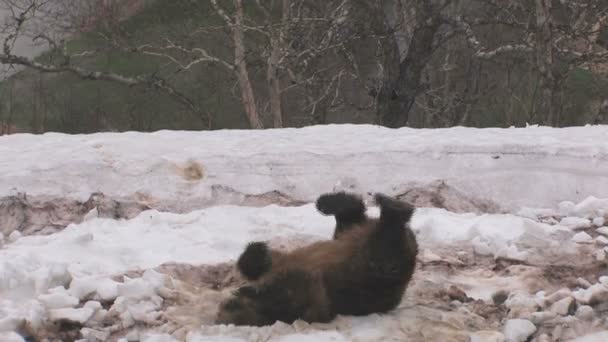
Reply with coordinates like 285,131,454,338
215,192,419,326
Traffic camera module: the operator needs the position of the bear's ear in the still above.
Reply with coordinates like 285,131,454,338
374,193,415,225
237,242,272,280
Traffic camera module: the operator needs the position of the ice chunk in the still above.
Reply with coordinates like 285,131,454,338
573,284,608,305
572,232,593,243
559,217,591,230
593,217,605,227
38,292,79,309
83,207,99,221
596,236,608,245
549,296,575,316
575,305,594,321
495,245,528,262
596,249,606,261
419,249,442,263
469,331,506,342
530,311,557,324
558,201,576,216
49,306,95,324
69,276,119,301
569,331,608,342
472,236,493,256
0,332,26,342
503,319,536,342
8,231,22,243
597,227,608,236
572,196,608,218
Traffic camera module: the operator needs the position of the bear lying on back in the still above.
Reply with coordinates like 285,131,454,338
215,192,419,326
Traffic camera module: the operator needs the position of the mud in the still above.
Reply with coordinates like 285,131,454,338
0,180,503,239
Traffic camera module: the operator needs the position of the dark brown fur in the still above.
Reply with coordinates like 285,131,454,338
215,192,418,326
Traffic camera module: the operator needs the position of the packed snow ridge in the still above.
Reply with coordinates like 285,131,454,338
1,124,608,211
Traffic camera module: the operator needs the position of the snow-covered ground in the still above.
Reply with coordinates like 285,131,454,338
2,124,608,210
1,124,608,341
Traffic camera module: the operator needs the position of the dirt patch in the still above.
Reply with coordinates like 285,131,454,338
172,159,205,181
0,188,308,239
209,185,308,207
0,192,150,237
396,180,503,214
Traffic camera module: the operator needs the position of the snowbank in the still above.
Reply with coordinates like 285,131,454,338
2,124,608,211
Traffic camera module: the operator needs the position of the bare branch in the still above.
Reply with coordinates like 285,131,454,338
454,16,534,59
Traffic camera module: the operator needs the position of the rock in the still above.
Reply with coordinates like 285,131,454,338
530,311,558,324
597,227,608,236
504,319,536,342
447,285,471,302
593,217,605,227
549,296,576,316
505,292,540,317
576,278,592,289
470,331,506,342
599,276,608,287
492,290,509,305
572,232,593,244
596,236,608,245
560,217,592,230
575,305,594,320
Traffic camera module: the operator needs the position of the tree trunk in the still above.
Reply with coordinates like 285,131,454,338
267,41,282,128
534,0,558,126
376,1,442,128
233,0,263,129
266,0,289,128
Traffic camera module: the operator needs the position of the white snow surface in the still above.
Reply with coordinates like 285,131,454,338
0,205,560,308
2,124,608,211
1,125,608,341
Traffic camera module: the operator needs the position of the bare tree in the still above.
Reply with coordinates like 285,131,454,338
0,0,212,127
454,0,608,125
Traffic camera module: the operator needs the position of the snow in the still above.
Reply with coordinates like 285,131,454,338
593,217,605,227
597,227,608,236
571,331,608,342
1,125,608,341
559,216,591,230
2,125,608,211
572,231,593,243
503,319,536,342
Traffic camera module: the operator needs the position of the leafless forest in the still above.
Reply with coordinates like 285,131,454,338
0,0,607,133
